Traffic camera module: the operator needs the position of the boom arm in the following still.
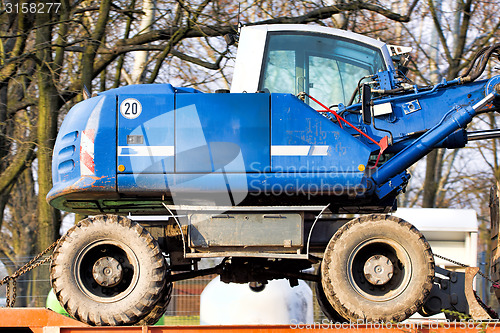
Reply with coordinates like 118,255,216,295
370,86,500,198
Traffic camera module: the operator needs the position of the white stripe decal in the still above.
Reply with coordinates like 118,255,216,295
80,129,95,175
271,145,329,156
118,146,175,157
81,132,95,156
271,145,310,156
309,145,329,156
80,162,94,176
120,145,328,157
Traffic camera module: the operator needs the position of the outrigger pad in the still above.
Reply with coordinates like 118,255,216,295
420,266,495,320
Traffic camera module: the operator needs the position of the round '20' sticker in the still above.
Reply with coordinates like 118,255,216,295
120,98,142,119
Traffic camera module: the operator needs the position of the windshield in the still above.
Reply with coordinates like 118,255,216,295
260,32,386,108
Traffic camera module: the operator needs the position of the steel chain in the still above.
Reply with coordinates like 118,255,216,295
434,253,500,288
474,289,499,319
0,248,496,306
0,239,59,307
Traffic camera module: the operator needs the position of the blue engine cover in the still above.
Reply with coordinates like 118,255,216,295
48,84,372,214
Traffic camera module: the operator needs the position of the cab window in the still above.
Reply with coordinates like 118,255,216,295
260,32,386,108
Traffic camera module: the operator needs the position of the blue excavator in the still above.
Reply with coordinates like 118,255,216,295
48,24,500,325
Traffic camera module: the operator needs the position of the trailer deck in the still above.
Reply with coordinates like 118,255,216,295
3,308,500,333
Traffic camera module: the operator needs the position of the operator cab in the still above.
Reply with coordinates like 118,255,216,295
231,25,394,108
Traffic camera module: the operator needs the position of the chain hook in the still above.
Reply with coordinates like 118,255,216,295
0,239,59,307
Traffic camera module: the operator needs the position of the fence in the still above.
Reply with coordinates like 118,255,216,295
2,257,499,325
0,260,328,325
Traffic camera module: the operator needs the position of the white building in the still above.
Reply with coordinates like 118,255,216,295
393,208,478,269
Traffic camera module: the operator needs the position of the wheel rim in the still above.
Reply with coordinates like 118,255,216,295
74,239,140,303
347,238,412,302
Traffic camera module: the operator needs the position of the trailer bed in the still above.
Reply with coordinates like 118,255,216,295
2,308,500,333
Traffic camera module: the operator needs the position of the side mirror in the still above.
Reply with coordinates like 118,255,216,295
361,84,372,125
224,34,238,46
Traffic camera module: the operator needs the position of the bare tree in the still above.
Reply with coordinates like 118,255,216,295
3,0,500,306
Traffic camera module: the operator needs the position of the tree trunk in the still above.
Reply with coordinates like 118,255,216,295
422,150,439,207
131,0,155,84
33,10,62,307
81,0,111,92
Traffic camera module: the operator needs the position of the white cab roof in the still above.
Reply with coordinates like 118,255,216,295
231,24,394,93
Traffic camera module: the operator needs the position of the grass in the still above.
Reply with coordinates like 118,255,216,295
160,315,200,326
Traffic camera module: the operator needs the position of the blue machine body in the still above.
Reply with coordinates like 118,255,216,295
47,24,500,215
48,73,500,215
49,84,377,214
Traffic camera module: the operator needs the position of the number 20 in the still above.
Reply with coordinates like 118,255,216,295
120,98,142,119
124,102,138,115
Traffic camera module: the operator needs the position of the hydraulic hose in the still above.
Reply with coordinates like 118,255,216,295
460,43,500,83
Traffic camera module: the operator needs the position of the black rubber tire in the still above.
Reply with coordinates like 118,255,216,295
315,265,347,323
50,215,166,326
136,278,173,325
321,214,434,322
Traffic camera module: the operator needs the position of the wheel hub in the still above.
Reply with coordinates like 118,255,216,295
363,254,394,285
92,256,123,287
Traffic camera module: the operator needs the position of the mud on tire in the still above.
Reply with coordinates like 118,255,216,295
315,264,347,323
50,215,166,326
136,277,173,325
321,214,435,323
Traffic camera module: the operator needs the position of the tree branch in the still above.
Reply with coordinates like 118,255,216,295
427,0,453,66
90,1,419,79
0,136,36,197
171,49,227,70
